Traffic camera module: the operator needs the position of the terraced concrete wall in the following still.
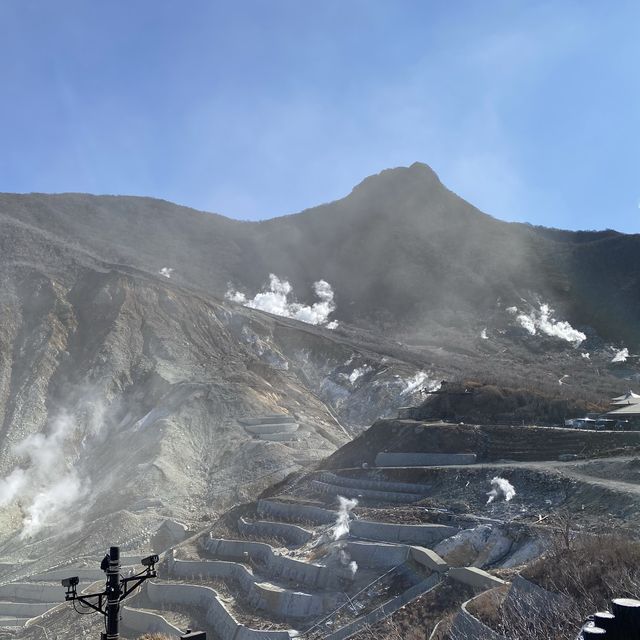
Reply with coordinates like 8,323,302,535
239,416,295,426
121,606,183,637
245,423,298,435
202,536,353,589
0,616,30,628
449,592,507,640
503,575,570,617
170,559,330,618
344,542,409,569
311,480,422,504
448,567,507,590
238,518,313,546
257,499,337,525
0,583,64,602
28,567,106,582
146,582,293,640
350,520,458,545
257,433,297,442
317,472,430,494
409,547,448,573
375,453,477,467
0,602,56,617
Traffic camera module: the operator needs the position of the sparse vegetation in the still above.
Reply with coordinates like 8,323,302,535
351,579,475,640
414,380,608,425
468,535,640,639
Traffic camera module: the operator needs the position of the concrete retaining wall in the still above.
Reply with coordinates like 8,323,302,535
350,520,458,545
343,542,409,569
375,453,477,467
170,559,332,618
0,616,30,628
317,472,430,495
0,584,64,603
448,590,507,640
257,433,298,442
257,499,337,525
27,567,106,582
448,567,507,590
503,575,571,618
449,607,505,640
121,606,183,637
202,536,353,589
238,518,313,546
245,423,299,435
239,416,295,426
409,547,448,573
146,581,294,640
311,480,423,504
0,602,57,617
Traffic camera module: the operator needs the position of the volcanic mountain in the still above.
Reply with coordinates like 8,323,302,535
0,162,637,565
2,162,639,346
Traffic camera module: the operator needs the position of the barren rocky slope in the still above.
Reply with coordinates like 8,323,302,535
0,233,445,570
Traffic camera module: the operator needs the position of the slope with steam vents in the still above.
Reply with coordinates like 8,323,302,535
3,162,640,347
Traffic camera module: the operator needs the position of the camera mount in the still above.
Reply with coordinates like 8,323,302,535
61,546,157,640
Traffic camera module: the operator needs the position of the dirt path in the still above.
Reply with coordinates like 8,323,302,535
335,456,640,498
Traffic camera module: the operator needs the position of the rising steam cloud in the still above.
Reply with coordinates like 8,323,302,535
486,476,516,504
612,348,629,363
401,371,436,396
511,303,586,347
226,274,337,327
333,495,358,540
0,412,90,538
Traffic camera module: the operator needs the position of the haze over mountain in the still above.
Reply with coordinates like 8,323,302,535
0,162,638,566
3,162,639,347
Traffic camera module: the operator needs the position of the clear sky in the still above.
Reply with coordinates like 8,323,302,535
1,1,639,232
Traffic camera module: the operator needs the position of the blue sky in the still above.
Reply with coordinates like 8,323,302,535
1,1,638,232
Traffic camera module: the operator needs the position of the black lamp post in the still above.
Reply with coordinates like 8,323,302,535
62,546,158,640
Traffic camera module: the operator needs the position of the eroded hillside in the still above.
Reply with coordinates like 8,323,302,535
0,251,442,569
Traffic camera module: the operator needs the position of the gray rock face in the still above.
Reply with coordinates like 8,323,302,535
0,250,440,570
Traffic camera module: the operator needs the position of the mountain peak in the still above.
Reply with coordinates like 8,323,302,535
350,162,442,198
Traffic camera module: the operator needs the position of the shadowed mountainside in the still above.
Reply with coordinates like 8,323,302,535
2,162,639,347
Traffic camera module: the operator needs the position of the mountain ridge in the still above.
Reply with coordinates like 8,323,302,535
1,163,639,347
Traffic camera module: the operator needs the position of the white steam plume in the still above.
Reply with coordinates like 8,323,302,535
159,267,174,278
226,274,337,327
486,476,516,504
349,366,371,384
514,303,586,347
0,409,96,538
339,548,358,576
612,348,629,363
401,371,433,396
333,496,358,540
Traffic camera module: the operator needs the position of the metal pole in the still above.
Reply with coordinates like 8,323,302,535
105,546,121,640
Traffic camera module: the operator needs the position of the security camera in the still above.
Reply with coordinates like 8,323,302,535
141,554,159,567
61,576,79,588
